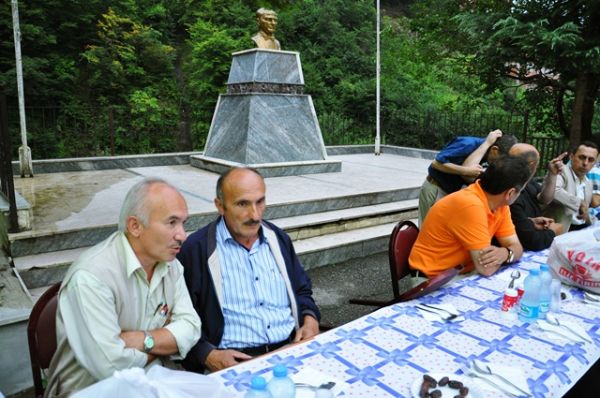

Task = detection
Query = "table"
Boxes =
[210,250,600,397]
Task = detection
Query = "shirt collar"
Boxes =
[569,162,589,184]
[217,217,267,246]
[119,232,169,280]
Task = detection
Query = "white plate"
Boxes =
[411,372,482,398]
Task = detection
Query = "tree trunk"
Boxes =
[569,72,600,146]
[568,72,587,147]
[581,74,599,142]
[173,50,193,151]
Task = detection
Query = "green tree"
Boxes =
[454,0,600,145]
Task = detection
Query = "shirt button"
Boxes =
[255,277,259,281]
[260,302,264,306]
[267,325,271,329]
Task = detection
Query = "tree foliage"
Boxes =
[452,0,600,144]
[2,0,592,159]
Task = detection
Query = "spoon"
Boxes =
[295,381,336,390]
[545,314,591,343]
[508,269,520,289]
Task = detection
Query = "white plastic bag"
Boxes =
[546,226,600,293]
[72,365,226,398]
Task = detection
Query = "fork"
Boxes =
[416,304,458,321]
[545,314,592,343]
[466,368,520,398]
[470,360,532,397]
[295,381,336,390]
[584,291,600,302]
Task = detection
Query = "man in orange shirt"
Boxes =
[409,156,531,277]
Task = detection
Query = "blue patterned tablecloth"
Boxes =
[210,251,600,397]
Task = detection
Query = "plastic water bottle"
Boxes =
[538,264,552,319]
[267,365,296,398]
[245,376,273,398]
[550,279,562,313]
[518,269,541,322]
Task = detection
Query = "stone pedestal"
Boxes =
[191,49,341,177]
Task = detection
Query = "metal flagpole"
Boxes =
[374,0,381,155]
[11,0,33,177]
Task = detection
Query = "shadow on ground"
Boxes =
[307,252,392,328]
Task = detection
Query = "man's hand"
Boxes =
[547,152,568,175]
[578,200,590,222]
[205,349,252,372]
[462,164,485,179]
[119,331,144,351]
[530,217,554,230]
[293,315,320,343]
[478,246,508,269]
[485,129,503,145]
[548,222,564,235]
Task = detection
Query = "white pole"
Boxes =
[374,0,381,155]
[11,0,33,177]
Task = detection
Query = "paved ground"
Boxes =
[308,252,391,328]
[11,152,430,234]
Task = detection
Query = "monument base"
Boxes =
[191,154,341,178]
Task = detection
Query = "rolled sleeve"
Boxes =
[60,271,147,380]
[164,264,201,359]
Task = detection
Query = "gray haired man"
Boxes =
[45,178,200,397]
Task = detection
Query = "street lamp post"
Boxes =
[11,0,33,177]
[374,0,381,155]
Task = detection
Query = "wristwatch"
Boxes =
[505,248,515,264]
[143,331,154,353]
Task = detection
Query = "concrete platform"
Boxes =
[9,150,431,256]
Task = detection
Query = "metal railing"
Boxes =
[0,89,18,232]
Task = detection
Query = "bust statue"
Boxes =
[252,8,281,50]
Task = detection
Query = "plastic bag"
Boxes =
[72,365,226,398]
[546,226,600,293]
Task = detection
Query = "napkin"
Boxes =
[416,303,463,322]
[291,366,347,397]
[467,360,531,397]
[540,314,591,343]
[537,320,587,343]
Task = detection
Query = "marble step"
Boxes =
[9,186,419,258]
[16,202,415,290]
[27,220,406,306]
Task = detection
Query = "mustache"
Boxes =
[243,219,261,226]
[170,240,183,248]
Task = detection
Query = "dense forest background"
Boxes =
[1,0,599,159]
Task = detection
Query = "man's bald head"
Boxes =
[509,143,540,175]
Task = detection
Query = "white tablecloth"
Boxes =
[210,250,600,397]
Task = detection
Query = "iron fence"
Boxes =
[0,90,18,232]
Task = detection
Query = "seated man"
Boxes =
[587,161,600,218]
[544,141,599,231]
[45,178,201,397]
[178,167,320,373]
[418,130,517,225]
[509,145,566,250]
[409,156,530,278]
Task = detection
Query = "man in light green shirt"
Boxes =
[45,178,201,397]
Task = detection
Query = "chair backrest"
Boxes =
[388,220,419,299]
[27,282,60,398]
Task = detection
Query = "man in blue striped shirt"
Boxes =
[178,167,320,372]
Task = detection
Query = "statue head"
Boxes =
[256,8,278,36]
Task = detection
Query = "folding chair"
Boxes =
[349,220,420,307]
[27,282,60,398]
[349,220,459,307]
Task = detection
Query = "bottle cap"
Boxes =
[273,364,288,377]
[250,376,268,390]
[529,269,539,276]
[501,288,519,312]
[540,264,549,272]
